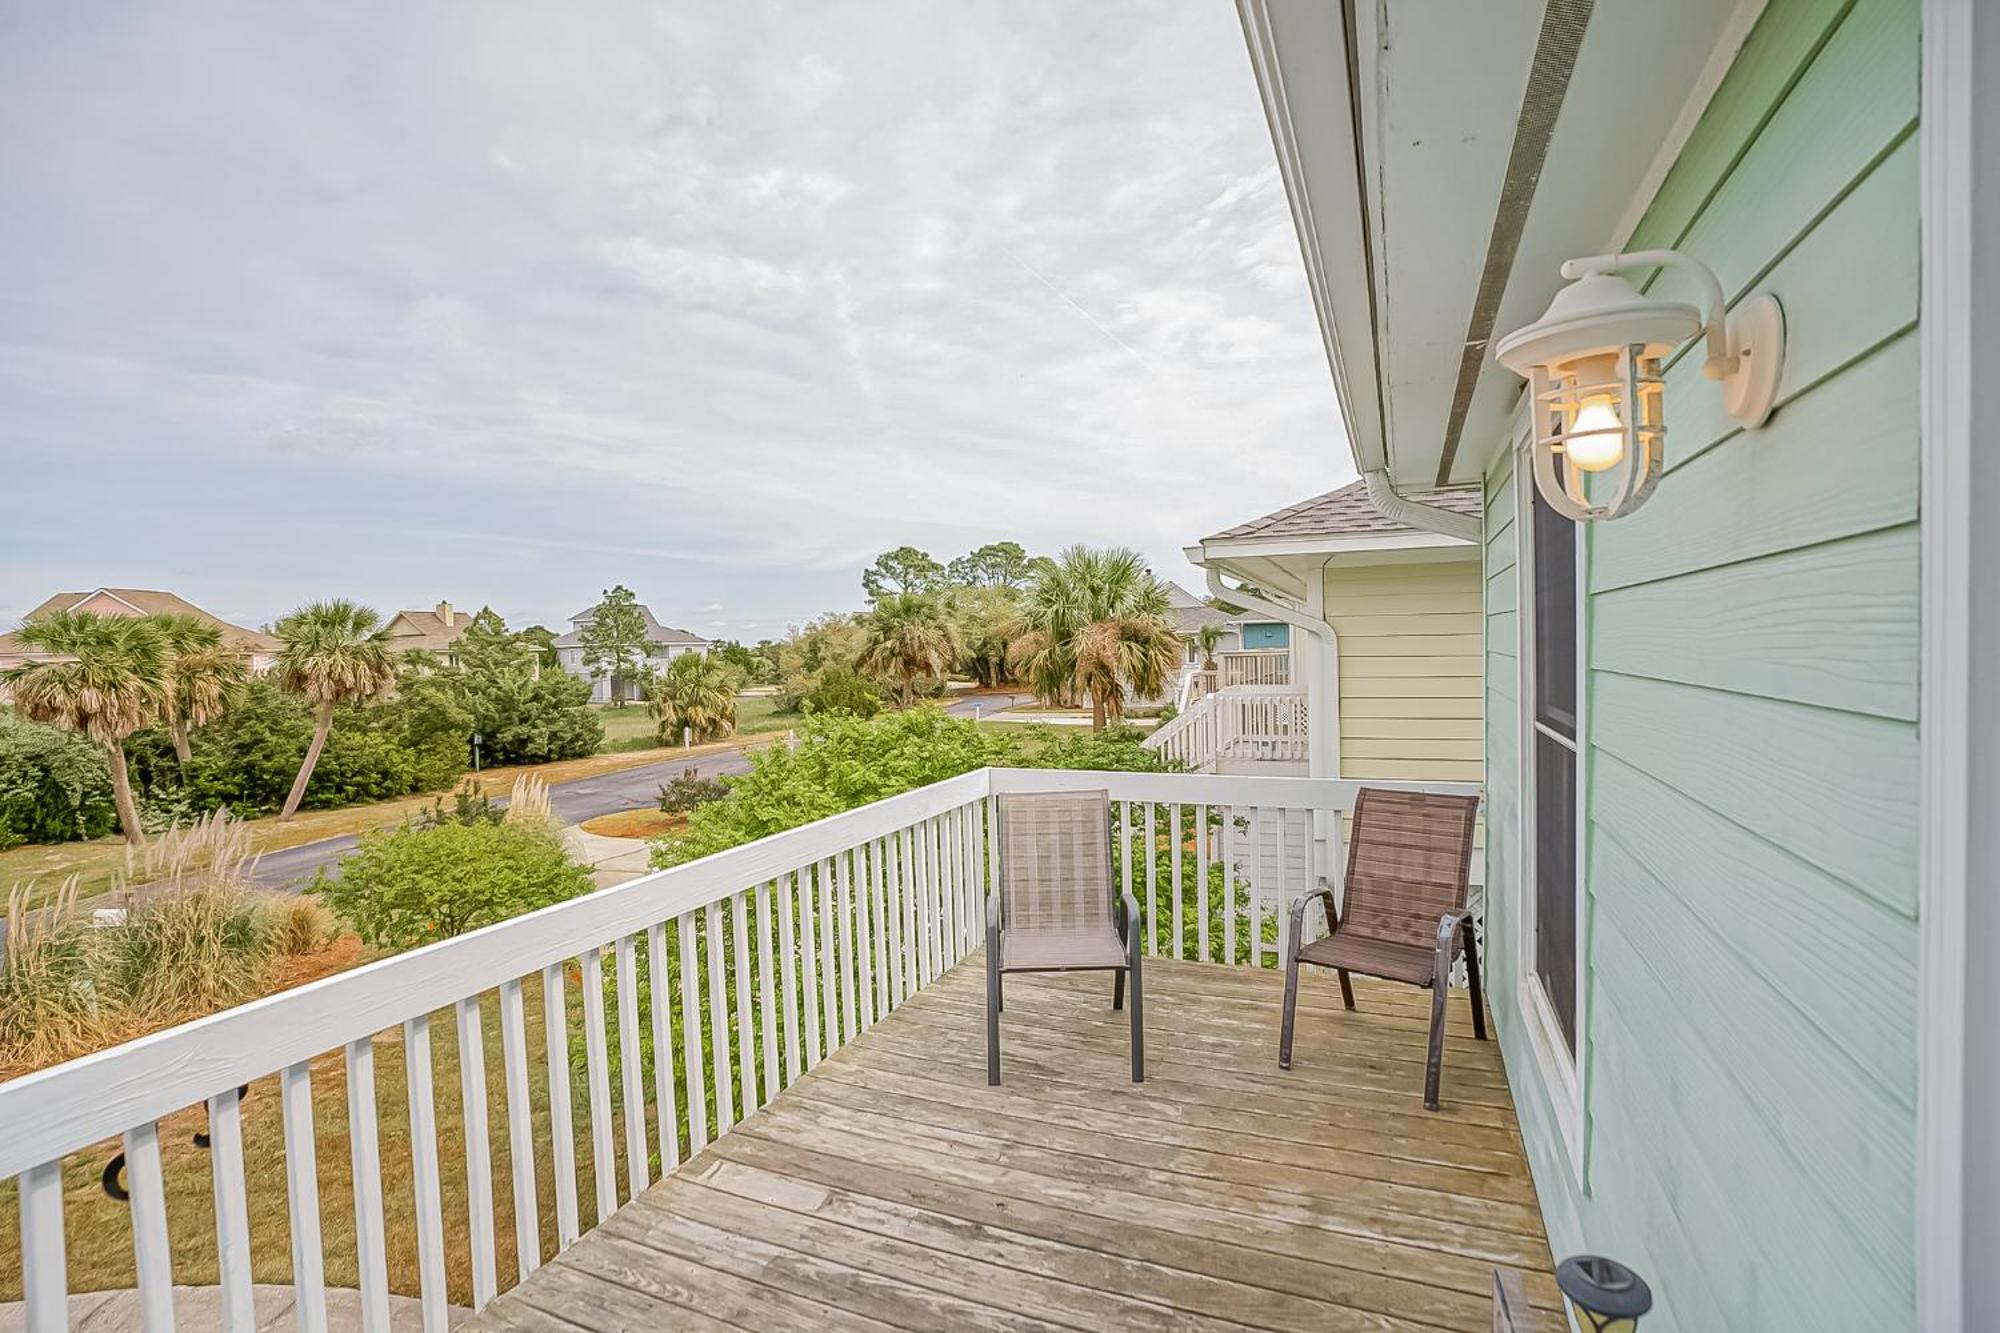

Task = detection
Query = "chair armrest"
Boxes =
[1120,888,1142,952]
[1286,895,1310,964]
[1432,912,1469,988]
[986,892,1003,932]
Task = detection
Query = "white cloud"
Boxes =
[0,0,1348,632]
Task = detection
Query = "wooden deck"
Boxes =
[470,957,1559,1332]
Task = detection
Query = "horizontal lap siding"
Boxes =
[1323,559,1484,784]
[1482,0,1921,1328]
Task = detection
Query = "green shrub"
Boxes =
[127,676,470,817]
[658,767,729,814]
[786,663,883,718]
[447,625,603,765]
[313,820,593,949]
[0,712,117,848]
[1021,722,1173,772]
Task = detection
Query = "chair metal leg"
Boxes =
[1423,982,1448,1111]
[1128,961,1144,1082]
[1336,969,1356,1011]
[986,925,1002,1086]
[1279,952,1300,1070]
[1464,920,1488,1041]
[1112,968,1124,1011]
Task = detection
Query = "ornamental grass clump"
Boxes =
[0,820,337,1073]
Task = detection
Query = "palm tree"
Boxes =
[1194,622,1225,671]
[858,592,965,708]
[1010,546,1183,730]
[647,653,739,743]
[273,600,396,821]
[150,614,247,764]
[3,612,168,844]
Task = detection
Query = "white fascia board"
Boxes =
[1195,529,1471,562]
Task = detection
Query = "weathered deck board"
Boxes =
[469,958,1556,1332]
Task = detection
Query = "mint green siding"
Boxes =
[1480,0,1920,1327]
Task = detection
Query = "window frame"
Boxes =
[1511,421,1589,1181]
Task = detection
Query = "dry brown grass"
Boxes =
[578,809,685,839]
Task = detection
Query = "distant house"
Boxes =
[0,587,279,676]
[384,600,479,666]
[1163,583,1290,663]
[554,603,710,703]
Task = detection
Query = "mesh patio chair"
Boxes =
[986,789,1143,1085]
[1279,787,1485,1110]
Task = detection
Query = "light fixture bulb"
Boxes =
[1564,395,1625,472]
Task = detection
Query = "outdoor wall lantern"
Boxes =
[1555,1254,1654,1331]
[1495,249,1783,522]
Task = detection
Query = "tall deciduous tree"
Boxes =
[150,613,247,764]
[946,540,1033,590]
[579,585,657,705]
[2,611,168,844]
[273,600,397,820]
[858,591,965,708]
[1009,546,1182,730]
[860,546,946,601]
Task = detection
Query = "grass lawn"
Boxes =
[0,738,766,914]
[591,695,795,754]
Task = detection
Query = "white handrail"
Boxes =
[1,766,1478,1327]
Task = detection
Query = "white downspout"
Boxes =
[1200,566,1340,782]
[1363,468,1482,543]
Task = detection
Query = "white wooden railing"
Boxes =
[1184,650,1292,704]
[1146,684,1308,771]
[0,767,1474,1331]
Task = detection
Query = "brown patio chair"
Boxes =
[986,789,1143,1085]
[1278,787,1485,1110]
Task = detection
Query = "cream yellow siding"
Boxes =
[1324,557,1484,781]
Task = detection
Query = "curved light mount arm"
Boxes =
[1560,249,1737,379]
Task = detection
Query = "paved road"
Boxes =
[250,691,1034,890]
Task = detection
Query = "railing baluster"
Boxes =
[777,873,802,1084]
[454,997,498,1309]
[891,829,911,1004]
[1197,804,1213,963]
[928,818,945,978]
[1222,805,1238,965]
[17,1161,66,1333]
[497,979,542,1280]
[280,1060,328,1333]
[938,813,959,966]
[835,849,858,1044]
[540,963,580,1249]
[755,881,781,1092]
[645,922,681,1173]
[703,901,734,1132]
[1120,800,1135,917]
[797,864,823,1066]
[207,1088,255,1332]
[964,802,981,955]
[1144,802,1158,955]
[857,843,879,1029]
[580,946,617,1220]
[1276,810,1293,965]
[345,1038,393,1331]
[985,795,1000,945]
[1170,802,1185,960]
[730,890,760,1111]
[817,857,840,1050]
[123,1121,173,1333]
[676,914,709,1153]
[614,936,649,1196]
[1248,807,1265,967]
[404,1017,448,1333]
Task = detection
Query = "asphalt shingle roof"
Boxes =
[1204,479,1482,544]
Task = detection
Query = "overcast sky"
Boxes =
[0,2,1349,641]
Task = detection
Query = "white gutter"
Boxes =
[1362,469,1483,544]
